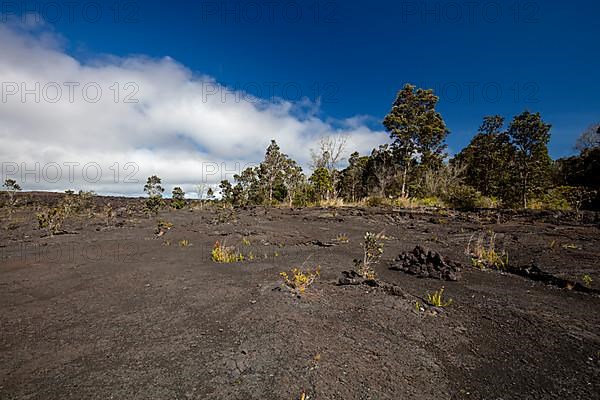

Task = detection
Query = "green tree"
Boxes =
[143,175,165,215]
[339,152,369,202]
[309,167,333,201]
[507,111,552,208]
[310,135,348,198]
[452,115,514,198]
[282,158,305,207]
[171,187,186,209]
[3,178,22,208]
[260,140,287,204]
[383,84,449,197]
[219,180,233,203]
[365,145,398,197]
[234,166,263,205]
[144,175,164,197]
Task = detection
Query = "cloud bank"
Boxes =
[0,17,387,196]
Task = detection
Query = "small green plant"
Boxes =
[179,239,191,247]
[335,233,349,243]
[466,232,508,270]
[280,266,321,295]
[562,243,579,250]
[353,232,384,280]
[241,237,251,246]
[582,274,593,288]
[415,301,424,313]
[426,287,453,307]
[211,241,243,263]
[155,219,173,234]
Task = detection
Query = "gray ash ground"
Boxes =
[1,195,599,399]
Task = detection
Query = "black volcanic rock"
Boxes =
[390,246,462,281]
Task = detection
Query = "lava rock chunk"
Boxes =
[337,270,380,287]
[390,245,462,281]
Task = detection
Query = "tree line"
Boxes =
[208,84,599,211]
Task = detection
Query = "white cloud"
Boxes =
[0,17,387,196]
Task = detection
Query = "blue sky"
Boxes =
[1,1,599,195]
[36,0,600,158]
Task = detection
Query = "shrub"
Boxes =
[171,187,186,209]
[532,186,596,212]
[530,187,571,210]
[353,232,384,280]
[582,274,593,288]
[444,184,482,210]
[103,203,116,226]
[211,241,243,263]
[366,196,385,207]
[419,196,444,207]
[466,232,508,270]
[155,219,173,234]
[144,195,164,216]
[280,266,321,295]
[37,207,67,235]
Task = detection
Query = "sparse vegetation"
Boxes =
[582,274,593,288]
[426,287,453,307]
[103,203,116,226]
[280,266,321,295]
[179,239,191,247]
[562,243,579,250]
[155,219,173,234]
[37,206,67,236]
[353,232,384,280]
[466,232,508,270]
[335,233,349,243]
[211,241,243,263]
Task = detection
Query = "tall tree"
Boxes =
[282,159,305,207]
[309,167,333,202]
[339,152,369,202]
[507,111,552,208]
[310,135,348,198]
[452,115,514,198]
[171,187,186,209]
[383,84,449,197]
[144,175,164,197]
[365,145,398,197]
[143,175,165,215]
[219,180,233,203]
[260,140,287,204]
